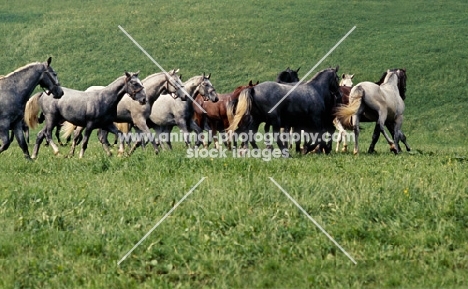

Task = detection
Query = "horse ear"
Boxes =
[46,57,52,67]
[256,80,259,85]
[335,65,339,72]
[296,67,300,73]
[179,74,183,81]
[125,71,131,78]
[207,73,211,79]
[134,70,140,77]
[249,80,253,86]
[175,69,180,74]
[341,73,345,79]
[351,74,355,79]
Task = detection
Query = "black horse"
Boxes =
[228,67,342,155]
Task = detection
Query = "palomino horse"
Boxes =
[334,73,354,152]
[81,69,185,155]
[335,69,410,154]
[0,57,63,159]
[148,74,219,150]
[228,67,342,155]
[25,72,146,158]
[193,80,258,149]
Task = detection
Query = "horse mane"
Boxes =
[0,62,42,80]
[141,71,166,82]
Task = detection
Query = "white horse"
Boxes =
[148,74,219,150]
[335,69,410,154]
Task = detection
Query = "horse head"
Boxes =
[39,57,64,98]
[197,73,218,102]
[165,69,186,100]
[124,71,147,105]
[329,66,343,105]
[339,73,354,87]
[276,67,300,83]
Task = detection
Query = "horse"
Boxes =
[231,68,300,151]
[81,69,185,155]
[148,73,219,150]
[335,69,410,154]
[334,73,355,152]
[276,67,300,83]
[0,57,63,159]
[228,67,342,155]
[339,73,354,87]
[193,80,258,149]
[25,72,147,159]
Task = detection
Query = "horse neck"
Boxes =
[306,71,330,94]
[183,76,203,98]
[143,73,167,105]
[1,63,44,104]
[100,76,127,106]
[382,73,399,89]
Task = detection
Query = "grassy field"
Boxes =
[1,0,468,288]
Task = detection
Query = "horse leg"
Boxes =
[367,123,381,154]
[0,124,12,155]
[44,119,61,156]
[189,119,203,148]
[12,121,31,160]
[393,115,410,152]
[67,126,84,157]
[103,124,124,156]
[376,112,398,154]
[352,114,361,155]
[273,125,289,157]
[264,123,273,150]
[32,128,46,159]
[77,126,93,159]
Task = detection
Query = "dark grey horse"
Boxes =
[228,67,342,155]
[0,57,63,159]
[26,72,146,158]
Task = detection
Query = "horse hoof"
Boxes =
[390,144,398,154]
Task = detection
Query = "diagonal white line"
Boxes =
[268,26,356,114]
[269,177,357,265]
[117,177,207,266]
[118,25,207,113]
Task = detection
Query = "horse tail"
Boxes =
[335,86,364,128]
[61,121,77,139]
[24,92,43,129]
[115,122,129,133]
[226,98,238,126]
[226,89,252,132]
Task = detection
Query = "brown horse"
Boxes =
[193,80,258,149]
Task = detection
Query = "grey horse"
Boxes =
[25,72,146,158]
[148,73,219,150]
[0,57,63,159]
[89,69,185,154]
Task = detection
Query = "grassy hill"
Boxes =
[1,0,467,288]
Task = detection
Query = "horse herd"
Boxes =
[0,57,410,160]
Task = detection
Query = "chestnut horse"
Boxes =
[193,80,258,149]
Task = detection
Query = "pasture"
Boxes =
[1,0,467,288]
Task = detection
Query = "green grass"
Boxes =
[1,0,468,288]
